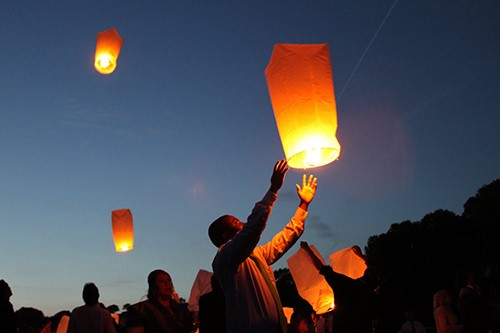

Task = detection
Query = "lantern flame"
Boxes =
[265,44,341,169]
[94,28,123,75]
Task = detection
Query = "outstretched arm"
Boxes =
[269,159,289,194]
[296,174,318,211]
[300,241,324,270]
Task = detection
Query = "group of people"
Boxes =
[8,159,482,333]
[2,159,385,333]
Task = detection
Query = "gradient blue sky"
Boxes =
[1,0,498,317]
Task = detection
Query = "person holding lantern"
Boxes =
[126,269,194,333]
[208,159,318,333]
[300,241,381,333]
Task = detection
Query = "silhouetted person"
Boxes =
[0,280,17,333]
[127,269,193,333]
[399,310,426,333]
[67,282,116,333]
[288,311,314,333]
[209,159,318,333]
[433,289,463,333]
[198,275,226,333]
[300,242,380,333]
[458,271,487,333]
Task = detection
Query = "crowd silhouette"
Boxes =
[2,177,500,333]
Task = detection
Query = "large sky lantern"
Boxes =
[265,43,341,169]
[94,28,123,74]
[111,208,134,252]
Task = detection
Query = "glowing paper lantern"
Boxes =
[288,245,334,314]
[94,28,123,74]
[56,315,69,333]
[111,209,134,252]
[328,246,367,279]
[265,44,341,169]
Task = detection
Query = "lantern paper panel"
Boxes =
[328,246,367,280]
[187,269,214,312]
[265,43,341,169]
[287,245,334,314]
[111,208,134,252]
[94,28,123,74]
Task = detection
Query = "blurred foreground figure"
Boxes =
[127,269,193,333]
[0,279,16,333]
[209,159,318,333]
[301,242,380,333]
[198,275,225,333]
[433,289,463,333]
[67,282,116,333]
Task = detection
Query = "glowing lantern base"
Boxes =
[265,43,341,169]
[94,28,123,75]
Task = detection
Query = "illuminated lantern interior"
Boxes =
[265,43,341,169]
[94,28,123,74]
[111,208,134,252]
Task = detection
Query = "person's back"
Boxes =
[67,283,116,333]
[198,276,226,333]
[69,304,117,333]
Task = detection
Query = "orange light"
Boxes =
[94,28,123,74]
[111,209,134,252]
[265,44,341,169]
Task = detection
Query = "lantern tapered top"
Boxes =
[111,208,134,252]
[265,44,341,169]
[94,28,123,75]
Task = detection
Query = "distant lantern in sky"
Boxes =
[111,209,134,252]
[265,43,341,169]
[94,28,123,74]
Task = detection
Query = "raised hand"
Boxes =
[296,174,318,207]
[269,159,289,193]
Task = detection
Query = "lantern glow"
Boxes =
[94,28,123,74]
[265,43,341,169]
[111,209,134,252]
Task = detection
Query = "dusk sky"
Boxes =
[1,0,499,317]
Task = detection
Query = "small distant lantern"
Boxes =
[94,28,123,74]
[111,209,134,252]
[265,43,341,169]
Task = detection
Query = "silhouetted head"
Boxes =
[289,312,314,333]
[208,215,244,247]
[433,289,452,310]
[147,269,174,301]
[404,310,415,322]
[0,279,12,302]
[82,283,99,305]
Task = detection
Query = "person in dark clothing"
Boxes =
[127,269,193,333]
[0,279,17,333]
[300,242,380,333]
[198,275,226,333]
